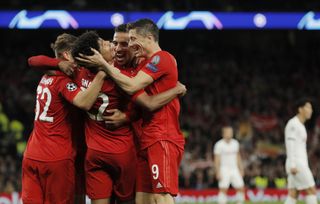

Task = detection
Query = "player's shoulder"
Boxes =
[151,51,176,64]
[231,138,240,145]
[214,139,224,147]
[286,116,299,128]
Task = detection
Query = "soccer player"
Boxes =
[22,33,107,204]
[214,125,245,204]
[77,19,185,204]
[284,99,317,204]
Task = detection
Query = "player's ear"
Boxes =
[62,51,72,61]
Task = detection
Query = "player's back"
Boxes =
[214,139,239,169]
[138,50,184,150]
[285,116,308,165]
[24,72,79,161]
[77,68,134,154]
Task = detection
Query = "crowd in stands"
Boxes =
[1,29,320,193]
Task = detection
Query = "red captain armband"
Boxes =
[28,55,61,69]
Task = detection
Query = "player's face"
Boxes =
[112,32,133,66]
[222,127,233,141]
[128,29,147,58]
[98,38,113,62]
[301,102,313,119]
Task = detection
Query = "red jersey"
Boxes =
[27,55,87,158]
[74,68,134,153]
[24,71,81,161]
[115,62,144,149]
[133,51,185,150]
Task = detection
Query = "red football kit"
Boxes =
[74,67,136,201]
[27,55,87,201]
[133,51,185,195]
[22,71,81,204]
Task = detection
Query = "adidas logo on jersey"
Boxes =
[156,182,163,188]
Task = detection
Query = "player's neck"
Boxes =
[224,138,231,143]
[146,43,161,58]
[297,114,306,124]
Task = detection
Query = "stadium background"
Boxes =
[1,1,320,203]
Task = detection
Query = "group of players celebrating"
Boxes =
[20,17,319,204]
[21,18,186,204]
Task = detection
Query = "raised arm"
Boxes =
[28,55,75,76]
[134,82,186,112]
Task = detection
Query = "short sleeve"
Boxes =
[141,52,174,80]
[57,76,81,103]
[214,142,221,155]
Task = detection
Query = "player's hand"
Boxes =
[76,48,109,69]
[102,109,128,128]
[58,61,76,76]
[290,167,298,175]
[176,81,187,97]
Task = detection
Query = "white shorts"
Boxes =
[218,168,244,189]
[287,166,315,190]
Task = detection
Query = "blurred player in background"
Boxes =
[214,125,245,204]
[284,99,317,204]
[77,19,185,204]
[22,33,106,204]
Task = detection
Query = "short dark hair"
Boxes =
[71,31,100,66]
[51,33,77,58]
[127,18,159,42]
[114,23,128,33]
[294,97,312,113]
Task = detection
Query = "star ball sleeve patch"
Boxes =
[66,82,78,91]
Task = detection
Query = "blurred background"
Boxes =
[1,0,320,203]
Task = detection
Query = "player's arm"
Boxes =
[285,124,298,174]
[237,152,244,177]
[28,55,75,76]
[214,153,221,180]
[134,82,186,112]
[76,49,154,94]
[72,71,106,110]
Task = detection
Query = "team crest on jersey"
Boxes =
[151,55,160,65]
[66,82,77,91]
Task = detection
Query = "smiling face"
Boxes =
[128,29,147,58]
[112,32,133,66]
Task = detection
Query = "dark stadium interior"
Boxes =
[1,28,320,193]
[0,0,318,11]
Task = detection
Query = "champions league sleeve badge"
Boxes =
[66,82,78,91]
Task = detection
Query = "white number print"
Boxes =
[152,164,159,180]
[81,87,109,121]
[34,86,53,122]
